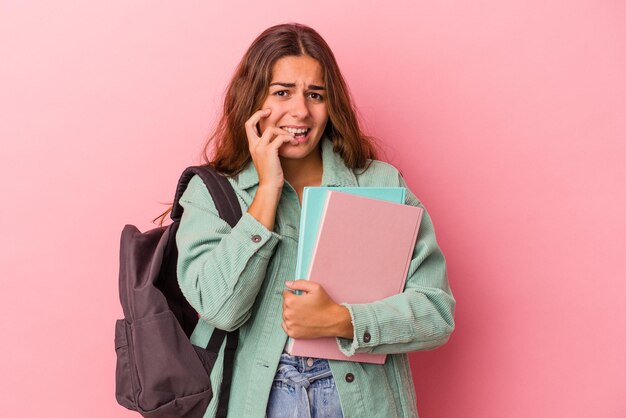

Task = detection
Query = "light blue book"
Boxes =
[294,187,406,281]
[286,186,406,355]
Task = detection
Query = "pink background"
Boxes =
[1,1,625,417]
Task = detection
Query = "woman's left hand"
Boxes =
[282,280,354,340]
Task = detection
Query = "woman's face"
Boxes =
[258,55,329,161]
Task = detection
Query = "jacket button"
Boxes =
[251,234,262,243]
[345,373,355,383]
[363,332,371,343]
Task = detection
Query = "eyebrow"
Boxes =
[269,82,326,90]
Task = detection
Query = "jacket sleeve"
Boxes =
[336,174,455,356]
[176,175,282,331]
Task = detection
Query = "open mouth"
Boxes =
[281,127,311,139]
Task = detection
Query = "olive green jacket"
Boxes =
[176,137,455,418]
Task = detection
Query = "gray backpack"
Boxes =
[115,166,241,417]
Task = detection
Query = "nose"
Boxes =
[289,93,309,119]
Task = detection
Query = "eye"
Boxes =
[273,90,289,97]
[308,92,324,101]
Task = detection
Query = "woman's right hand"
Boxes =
[244,109,297,231]
[244,108,298,191]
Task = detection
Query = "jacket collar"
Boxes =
[234,136,358,189]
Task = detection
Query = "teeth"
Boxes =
[283,127,309,135]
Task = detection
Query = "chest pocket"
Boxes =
[275,223,298,241]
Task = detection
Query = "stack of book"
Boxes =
[286,187,423,364]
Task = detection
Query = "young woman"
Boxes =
[176,23,455,418]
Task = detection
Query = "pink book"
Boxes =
[287,191,423,364]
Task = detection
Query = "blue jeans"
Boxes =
[266,354,344,418]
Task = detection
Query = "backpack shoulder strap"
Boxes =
[170,165,242,227]
[169,165,241,417]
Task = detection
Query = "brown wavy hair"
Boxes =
[155,23,378,224]
[205,22,378,174]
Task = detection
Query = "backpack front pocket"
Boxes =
[130,311,213,414]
